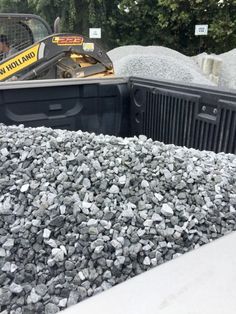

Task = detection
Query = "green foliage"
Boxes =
[0,0,235,54]
[155,0,236,54]
[0,0,31,13]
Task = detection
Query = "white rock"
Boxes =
[10,282,23,294]
[27,288,41,304]
[82,201,92,209]
[1,147,9,157]
[60,245,67,255]
[143,256,151,265]
[118,175,126,185]
[154,193,164,202]
[0,248,6,257]
[20,183,29,193]
[139,211,148,220]
[143,219,153,227]
[141,180,149,188]
[78,271,86,281]
[83,178,91,189]
[45,239,57,248]
[46,157,54,164]
[43,228,51,239]
[161,204,174,217]
[10,263,18,273]
[90,204,99,215]
[122,208,134,218]
[94,246,104,254]
[152,213,163,222]
[47,258,55,267]
[111,239,122,249]
[3,238,14,249]
[137,229,145,237]
[59,298,68,307]
[32,219,41,227]
[2,262,11,272]
[109,185,120,194]
[87,219,98,226]
[116,256,125,264]
[52,248,64,262]
[60,205,66,215]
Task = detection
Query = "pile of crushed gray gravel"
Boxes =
[108,45,214,86]
[0,124,236,314]
[193,48,236,90]
[219,48,236,90]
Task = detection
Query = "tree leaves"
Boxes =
[0,0,235,53]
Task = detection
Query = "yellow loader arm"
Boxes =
[0,34,113,81]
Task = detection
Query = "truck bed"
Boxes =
[0,77,235,154]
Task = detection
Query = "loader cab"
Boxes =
[0,13,52,60]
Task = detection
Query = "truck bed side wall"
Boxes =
[0,77,235,154]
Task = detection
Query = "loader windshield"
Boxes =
[0,14,51,60]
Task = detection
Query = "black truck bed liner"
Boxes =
[0,77,235,154]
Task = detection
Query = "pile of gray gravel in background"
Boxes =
[108,45,214,86]
[218,48,236,90]
[109,45,236,90]
[0,124,236,314]
[193,48,236,89]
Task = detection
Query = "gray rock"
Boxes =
[65,261,75,271]
[0,123,235,313]
[45,303,60,314]
[155,251,162,261]
[0,288,12,305]
[49,215,65,227]
[67,290,80,306]
[83,178,91,189]
[78,286,87,299]
[3,238,14,249]
[35,284,47,297]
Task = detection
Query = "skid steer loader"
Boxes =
[0,13,113,81]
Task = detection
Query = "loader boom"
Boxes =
[0,34,113,81]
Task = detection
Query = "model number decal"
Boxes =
[52,36,84,46]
